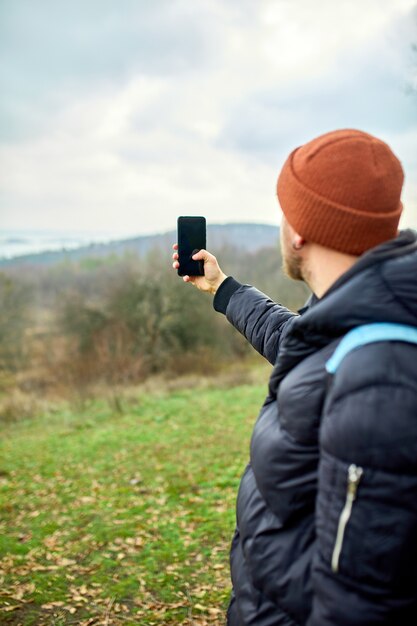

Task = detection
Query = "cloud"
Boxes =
[219,2,417,153]
[0,0,227,141]
[0,0,416,234]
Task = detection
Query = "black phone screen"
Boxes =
[177,216,206,276]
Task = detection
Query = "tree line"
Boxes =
[0,243,309,419]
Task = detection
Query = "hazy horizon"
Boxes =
[0,220,281,259]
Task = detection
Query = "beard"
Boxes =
[280,217,306,282]
[282,247,304,281]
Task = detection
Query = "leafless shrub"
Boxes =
[0,244,308,418]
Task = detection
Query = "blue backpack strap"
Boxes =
[326,323,417,374]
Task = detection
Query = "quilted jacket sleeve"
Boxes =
[213,277,297,365]
[308,341,417,625]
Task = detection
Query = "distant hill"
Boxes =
[0,223,280,267]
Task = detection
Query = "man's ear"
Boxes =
[292,233,306,250]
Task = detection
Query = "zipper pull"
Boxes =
[347,464,363,497]
[331,464,363,573]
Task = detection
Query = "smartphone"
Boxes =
[177,216,206,276]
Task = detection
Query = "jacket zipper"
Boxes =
[331,464,363,573]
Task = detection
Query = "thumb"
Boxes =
[192,248,211,261]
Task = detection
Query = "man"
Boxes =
[172,129,417,625]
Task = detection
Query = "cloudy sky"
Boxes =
[1,0,416,238]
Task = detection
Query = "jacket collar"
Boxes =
[268,230,417,396]
[321,229,417,301]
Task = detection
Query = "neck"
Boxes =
[303,243,359,298]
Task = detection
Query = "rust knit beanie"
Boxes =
[276,129,404,255]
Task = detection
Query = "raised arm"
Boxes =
[172,245,297,364]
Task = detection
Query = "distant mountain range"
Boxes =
[0,223,280,267]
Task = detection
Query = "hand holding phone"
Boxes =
[172,216,228,294]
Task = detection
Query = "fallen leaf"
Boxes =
[2,605,22,612]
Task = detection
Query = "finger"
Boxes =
[191,248,212,262]
[172,243,178,250]
[183,275,190,282]
[172,261,179,269]
[172,253,179,260]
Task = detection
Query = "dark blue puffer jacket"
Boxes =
[213,230,417,626]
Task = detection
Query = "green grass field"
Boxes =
[0,375,269,625]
